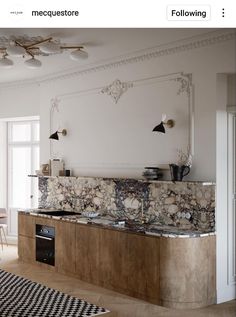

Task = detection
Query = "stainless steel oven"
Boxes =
[35,224,55,266]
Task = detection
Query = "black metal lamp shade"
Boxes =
[152,122,165,133]
[49,131,59,140]
[49,129,67,140]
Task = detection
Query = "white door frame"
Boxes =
[227,112,236,288]
[216,74,236,303]
[7,119,39,237]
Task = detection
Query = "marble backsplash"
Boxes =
[38,177,215,231]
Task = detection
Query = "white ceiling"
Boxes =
[0,28,219,85]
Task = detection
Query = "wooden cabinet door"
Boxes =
[125,233,160,303]
[75,224,160,304]
[18,235,35,263]
[101,229,160,302]
[56,221,76,275]
[75,225,101,285]
[18,213,35,238]
[99,228,128,292]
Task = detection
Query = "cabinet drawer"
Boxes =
[18,214,36,238]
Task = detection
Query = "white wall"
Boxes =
[47,74,191,179]
[0,84,40,209]
[38,34,235,181]
[227,74,236,106]
[0,84,40,119]
[0,31,235,182]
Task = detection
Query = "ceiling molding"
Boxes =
[0,29,235,90]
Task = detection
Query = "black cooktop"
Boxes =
[37,210,80,216]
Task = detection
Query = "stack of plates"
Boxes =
[142,167,163,180]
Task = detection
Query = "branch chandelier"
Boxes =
[0,37,88,69]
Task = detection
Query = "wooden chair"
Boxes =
[0,209,8,250]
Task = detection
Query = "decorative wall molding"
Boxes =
[0,30,235,89]
[50,72,194,157]
[53,72,192,100]
[50,97,61,157]
[174,74,192,96]
[50,97,60,112]
[39,30,236,85]
[101,79,133,104]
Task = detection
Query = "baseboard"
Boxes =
[217,286,236,303]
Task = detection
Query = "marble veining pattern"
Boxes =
[18,210,216,238]
[38,177,215,231]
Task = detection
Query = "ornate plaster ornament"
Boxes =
[174,74,192,96]
[50,97,61,112]
[101,79,133,103]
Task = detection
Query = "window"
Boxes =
[8,120,40,236]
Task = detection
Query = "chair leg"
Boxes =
[1,227,8,247]
[0,228,3,251]
[3,229,8,247]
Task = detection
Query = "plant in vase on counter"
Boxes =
[169,147,192,181]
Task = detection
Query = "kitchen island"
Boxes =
[18,210,216,309]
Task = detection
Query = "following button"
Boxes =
[167,5,210,21]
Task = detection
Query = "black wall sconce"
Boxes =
[49,129,67,140]
[152,114,175,134]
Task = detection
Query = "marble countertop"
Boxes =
[18,209,216,238]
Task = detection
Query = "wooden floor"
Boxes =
[0,245,235,317]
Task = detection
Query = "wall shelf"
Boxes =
[28,174,215,185]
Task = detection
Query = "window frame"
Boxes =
[7,119,40,236]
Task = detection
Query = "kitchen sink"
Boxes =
[37,210,80,216]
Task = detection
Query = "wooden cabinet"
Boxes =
[75,225,101,285]
[56,221,76,275]
[18,213,36,262]
[18,213,216,308]
[18,213,76,275]
[124,232,160,302]
[18,235,35,263]
[100,228,128,291]
[18,214,160,304]
[159,236,216,308]
[75,224,160,304]
[18,213,36,238]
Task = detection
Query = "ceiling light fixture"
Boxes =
[0,55,14,68]
[70,49,89,61]
[6,45,26,57]
[0,36,89,69]
[24,57,42,69]
[39,41,62,54]
[152,114,175,134]
[49,129,67,141]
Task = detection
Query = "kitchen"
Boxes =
[0,28,235,316]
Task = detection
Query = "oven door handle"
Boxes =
[35,235,54,241]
